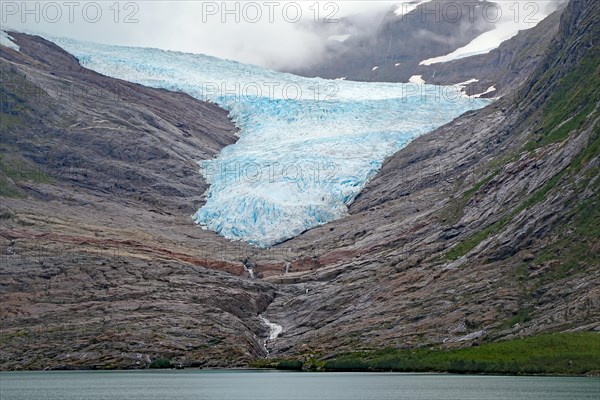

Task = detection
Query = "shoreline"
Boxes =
[1,367,598,378]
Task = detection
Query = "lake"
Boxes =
[1,370,598,400]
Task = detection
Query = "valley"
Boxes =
[0,0,598,373]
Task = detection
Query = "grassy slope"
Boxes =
[1,62,54,197]
[262,333,600,375]
[445,33,600,262]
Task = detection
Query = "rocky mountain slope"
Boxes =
[0,34,282,369]
[286,0,497,82]
[263,0,599,358]
[1,0,598,370]
[415,6,564,97]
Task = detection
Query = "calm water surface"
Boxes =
[1,370,598,400]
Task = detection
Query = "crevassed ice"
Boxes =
[50,37,489,248]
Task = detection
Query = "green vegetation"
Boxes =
[447,122,599,261]
[446,109,599,261]
[461,171,498,201]
[571,124,600,173]
[446,216,507,260]
[0,62,41,132]
[445,41,600,260]
[444,170,501,226]
[0,209,14,219]
[276,359,304,370]
[446,165,577,261]
[529,167,600,283]
[1,63,56,197]
[0,155,52,183]
[149,358,172,369]
[0,177,25,198]
[0,153,52,198]
[523,41,600,151]
[263,333,600,375]
[507,308,532,328]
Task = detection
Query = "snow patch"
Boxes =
[473,86,496,98]
[456,78,479,87]
[454,78,479,95]
[372,66,379,71]
[0,30,19,51]
[409,75,425,84]
[419,2,565,65]
[419,26,517,65]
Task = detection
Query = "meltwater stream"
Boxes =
[259,316,283,356]
[50,37,489,247]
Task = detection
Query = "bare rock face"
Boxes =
[284,0,567,97]
[1,0,599,369]
[1,32,237,213]
[261,0,600,358]
[1,33,281,369]
[415,7,565,97]
[1,255,277,370]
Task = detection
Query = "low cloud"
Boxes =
[2,1,569,70]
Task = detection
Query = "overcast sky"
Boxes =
[2,1,567,69]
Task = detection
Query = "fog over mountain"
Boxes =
[3,1,567,70]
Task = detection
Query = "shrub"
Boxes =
[149,358,172,369]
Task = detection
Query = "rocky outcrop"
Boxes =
[286,0,566,93]
[415,6,565,97]
[0,254,277,370]
[1,32,237,212]
[285,0,496,82]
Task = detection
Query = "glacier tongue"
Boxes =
[50,37,489,248]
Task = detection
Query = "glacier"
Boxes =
[50,37,489,248]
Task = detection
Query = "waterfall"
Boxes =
[259,315,283,357]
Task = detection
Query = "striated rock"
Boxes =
[416,7,565,97]
[0,33,282,369]
[261,0,600,358]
